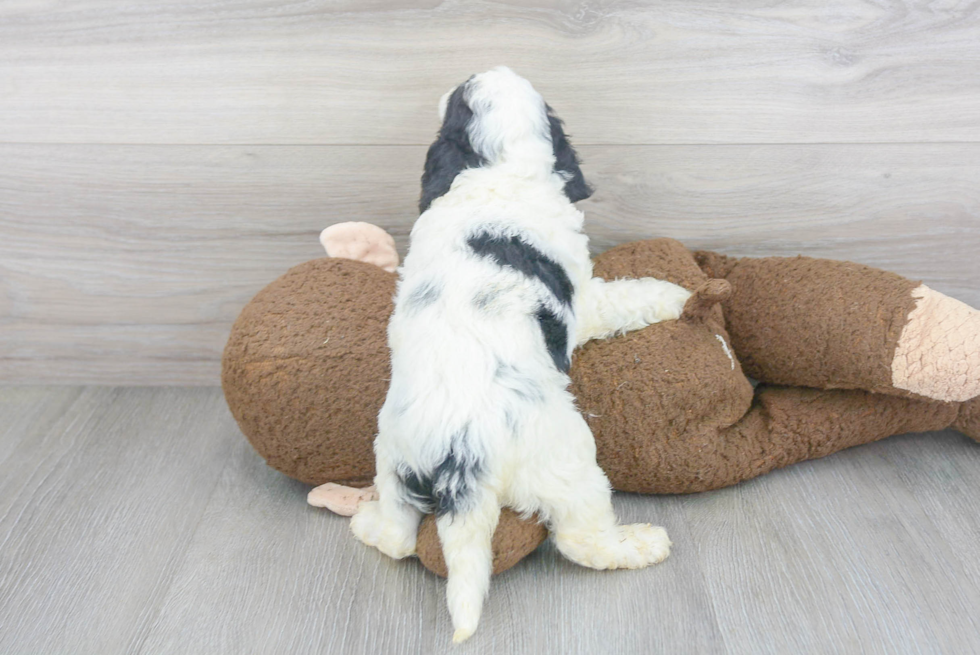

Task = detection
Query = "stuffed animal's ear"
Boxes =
[320,222,399,272]
[419,82,485,213]
[546,106,593,203]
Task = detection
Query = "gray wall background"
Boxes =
[1,1,978,384]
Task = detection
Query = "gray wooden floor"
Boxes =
[1,386,979,654]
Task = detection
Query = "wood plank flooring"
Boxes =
[1,386,979,654]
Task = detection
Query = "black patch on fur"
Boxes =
[535,306,571,372]
[405,280,441,312]
[419,81,486,213]
[468,231,573,372]
[397,428,482,517]
[546,105,593,203]
[467,232,574,309]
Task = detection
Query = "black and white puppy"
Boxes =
[351,67,691,643]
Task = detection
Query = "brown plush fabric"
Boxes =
[695,253,921,397]
[714,386,957,491]
[572,308,753,493]
[596,238,712,290]
[416,510,548,578]
[222,258,396,487]
[681,279,733,323]
[576,240,753,493]
[222,239,976,577]
[953,396,980,442]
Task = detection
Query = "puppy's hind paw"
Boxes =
[626,523,672,567]
[350,501,417,559]
[557,523,671,570]
[350,500,382,545]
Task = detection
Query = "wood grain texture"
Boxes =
[2,143,978,385]
[0,386,82,468]
[2,387,979,654]
[1,1,979,144]
[140,437,727,654]
[684,434,980,654]
[0,387,240,654]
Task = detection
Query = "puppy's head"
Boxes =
[419,66,593,213]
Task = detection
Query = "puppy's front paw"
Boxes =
[350,501,418,559]
[663,287,694,321]
[641,283,692,324]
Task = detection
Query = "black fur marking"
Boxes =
[546,105,593,203]
[419,81,486,213]
[397,428,482,517]
[467,232,574,309]
[535,305,571,372]
[405,280,441,312]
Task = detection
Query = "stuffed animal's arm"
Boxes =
[574,277,692,346]
[308,483,379,516]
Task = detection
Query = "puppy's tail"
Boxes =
[435,490,500,644]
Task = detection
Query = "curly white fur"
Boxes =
[350,67,688,644]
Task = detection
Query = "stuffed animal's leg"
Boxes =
[695,252,980,403]
[436,489,500,644]
[952,396,980,443]
[350,458,422,559]
[575,276,692,345]
[640,385,961,495]
[891,285,980,402]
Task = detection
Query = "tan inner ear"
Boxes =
[319,222,399,272]
[892,284,980,402]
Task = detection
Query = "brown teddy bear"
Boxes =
[222,222,980,577]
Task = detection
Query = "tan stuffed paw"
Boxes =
[307,483,378,516]
[320,222,399,272]
[891,285,980,402]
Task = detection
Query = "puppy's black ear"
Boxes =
[419,82,485,213]
[546,105,593,203]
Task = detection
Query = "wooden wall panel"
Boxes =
[1,0,977,383]
[0,1,978,144]
[2,143,977,384]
